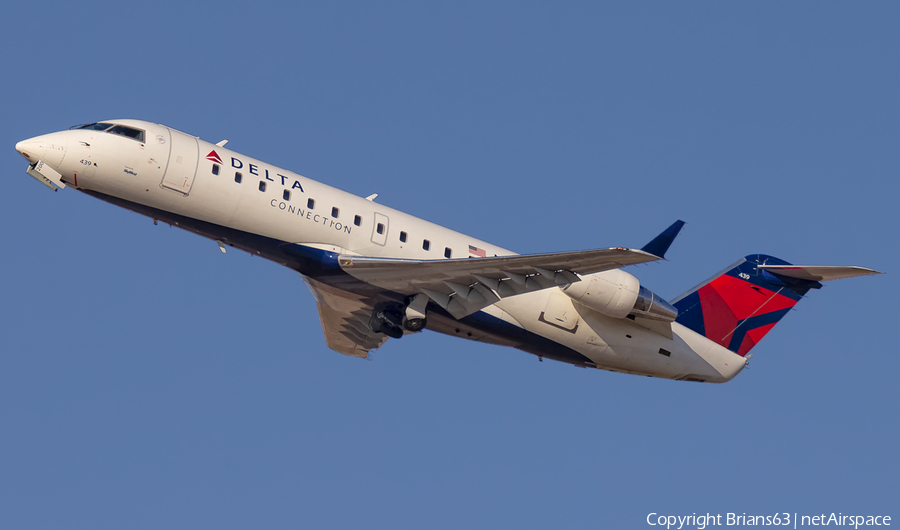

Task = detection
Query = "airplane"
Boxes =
[15,119,881,383]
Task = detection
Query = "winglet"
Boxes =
[641,220,685,258]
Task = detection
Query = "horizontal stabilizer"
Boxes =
[758,264,882,282]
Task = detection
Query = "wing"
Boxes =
[302,276,387,358]
[337,247,659,319]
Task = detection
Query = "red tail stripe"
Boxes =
[737,323,777,356]
[708,274,797,320]
[698,284,740,348]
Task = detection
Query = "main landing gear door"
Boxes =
[160,130,199,195]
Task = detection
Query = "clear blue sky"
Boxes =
[2,2,897,528]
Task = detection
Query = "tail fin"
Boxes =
[672,254,880,356]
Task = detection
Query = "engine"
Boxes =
[561,270,678,322]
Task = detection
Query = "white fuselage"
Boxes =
[16,120,746,382]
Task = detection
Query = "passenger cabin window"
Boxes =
[307,198,315,209]
[423,239,431,251]
[259,181,266,192]
[331,207,339,218]
[234,172,242,183]
[354,215,361,227]
[399,231,407,243]
[212,164,220,176]
[283,190,291,201]
[444,247,452,258]
[376,223,385,235]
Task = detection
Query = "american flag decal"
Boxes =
[468,245,486,257]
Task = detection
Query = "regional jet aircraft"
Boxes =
[15,120,881,382]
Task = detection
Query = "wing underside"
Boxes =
[302,247,659,357]
[337,247,659,319]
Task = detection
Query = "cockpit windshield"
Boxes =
[74,122,115,131]
[71,122,145,143]
[107,125,145,142]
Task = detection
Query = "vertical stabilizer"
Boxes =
[672,255,819,356]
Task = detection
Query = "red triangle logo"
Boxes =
[206,150,223,164]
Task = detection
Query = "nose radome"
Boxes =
[15,138,44,163]
[15,132,68,168]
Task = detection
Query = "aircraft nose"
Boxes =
[15,132,68,168]
[15,138,44,163]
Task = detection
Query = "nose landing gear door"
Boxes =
[161,130,199,195]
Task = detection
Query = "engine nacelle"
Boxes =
[562,270,678,322]
[562,269,640,319]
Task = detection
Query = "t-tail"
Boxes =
[672,254,881,357]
